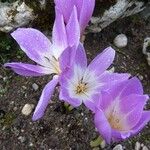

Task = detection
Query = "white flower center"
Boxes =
[44,55,61,74]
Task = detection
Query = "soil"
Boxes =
[0,14,150,150]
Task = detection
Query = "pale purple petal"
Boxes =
[88,47,115,75]
[59,43,87,72]
[111,130,130,141]
[120,77,144,98]
[79,0,95,33]
[11,28,51,65]
[59,71,82,107]
[99,71,130,91]
[59,88,82,107]
[107,77,144,100]
[66,6,80,48]
[54,0,95,34]
[74,43,87,68]
[120,94,148,114]
[99,91,113,112]
[83,93,101,112]
[32,76,59,121]
[131,111,150,134]
[94,109,112,144]
[52,8,67,58]
[4,62,51,76]
[54,0,75,23]
[122,94,148,129]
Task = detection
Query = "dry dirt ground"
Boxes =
[0,14,150,150]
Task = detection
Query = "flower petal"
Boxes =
[59,43,87,72]
[120,94,148,114]
[59,87,82,107]
[122,94,148,129]
[107,77,144,100]
[32,76,59,121]
[4,62,51,76]
[11,28,51,65]
[79,0,95,33]
[52,8,68,58]
[66,6,80,48]
[94,109,112,144]
[88,47,115,75]
[59,70,82,107]
[99,71,130,91]
[54,0,75,23]
[131,111,150,134]
[83,93,101,112]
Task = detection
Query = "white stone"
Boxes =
[21,104,34,116]
[0,1,35,32]
[114,34,128,48]
[142,37,150,66]
[113,144,123,150]
[32,83,39,91]
[135,142,141,150]
[142,146,149,150]
[18,136,26,143]
[100,140,106,149]
[89,0,145,33]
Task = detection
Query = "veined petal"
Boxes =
[107,77,144,100]
[59,87,82,107]
[94,109,112,144]
[66,6,80,48]
[122,94,148,129]
[131,111,150,134]
[99,71,130,91]
[52,8,68,59]
[32,76,59,121]
[54,0,75,23]
[120,94,148,114]
[4,62,51,76]
[83,93,101,112]
[79,0,95,33]
[59,43,87,73]
[11,28,51,65]
[59,67,82,107]
[88,47,115,75]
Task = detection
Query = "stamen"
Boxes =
[107,113,124,131]
[76,80,88,94]
[44,56,61,74]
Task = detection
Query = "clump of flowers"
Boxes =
[4,0,150,145]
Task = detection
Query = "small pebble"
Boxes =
[18,136,26,143]
[135,142,141,150]
[21,104,34,116]
[32,83,39,91]
[113,144,123,150]
[100,140,106,149]
[142,146,149,150]
[114,34,128,48]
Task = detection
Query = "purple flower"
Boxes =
[54,0,95,34]
[94,77,150,143]
[59,45,130,112]
[4,7,80,121]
